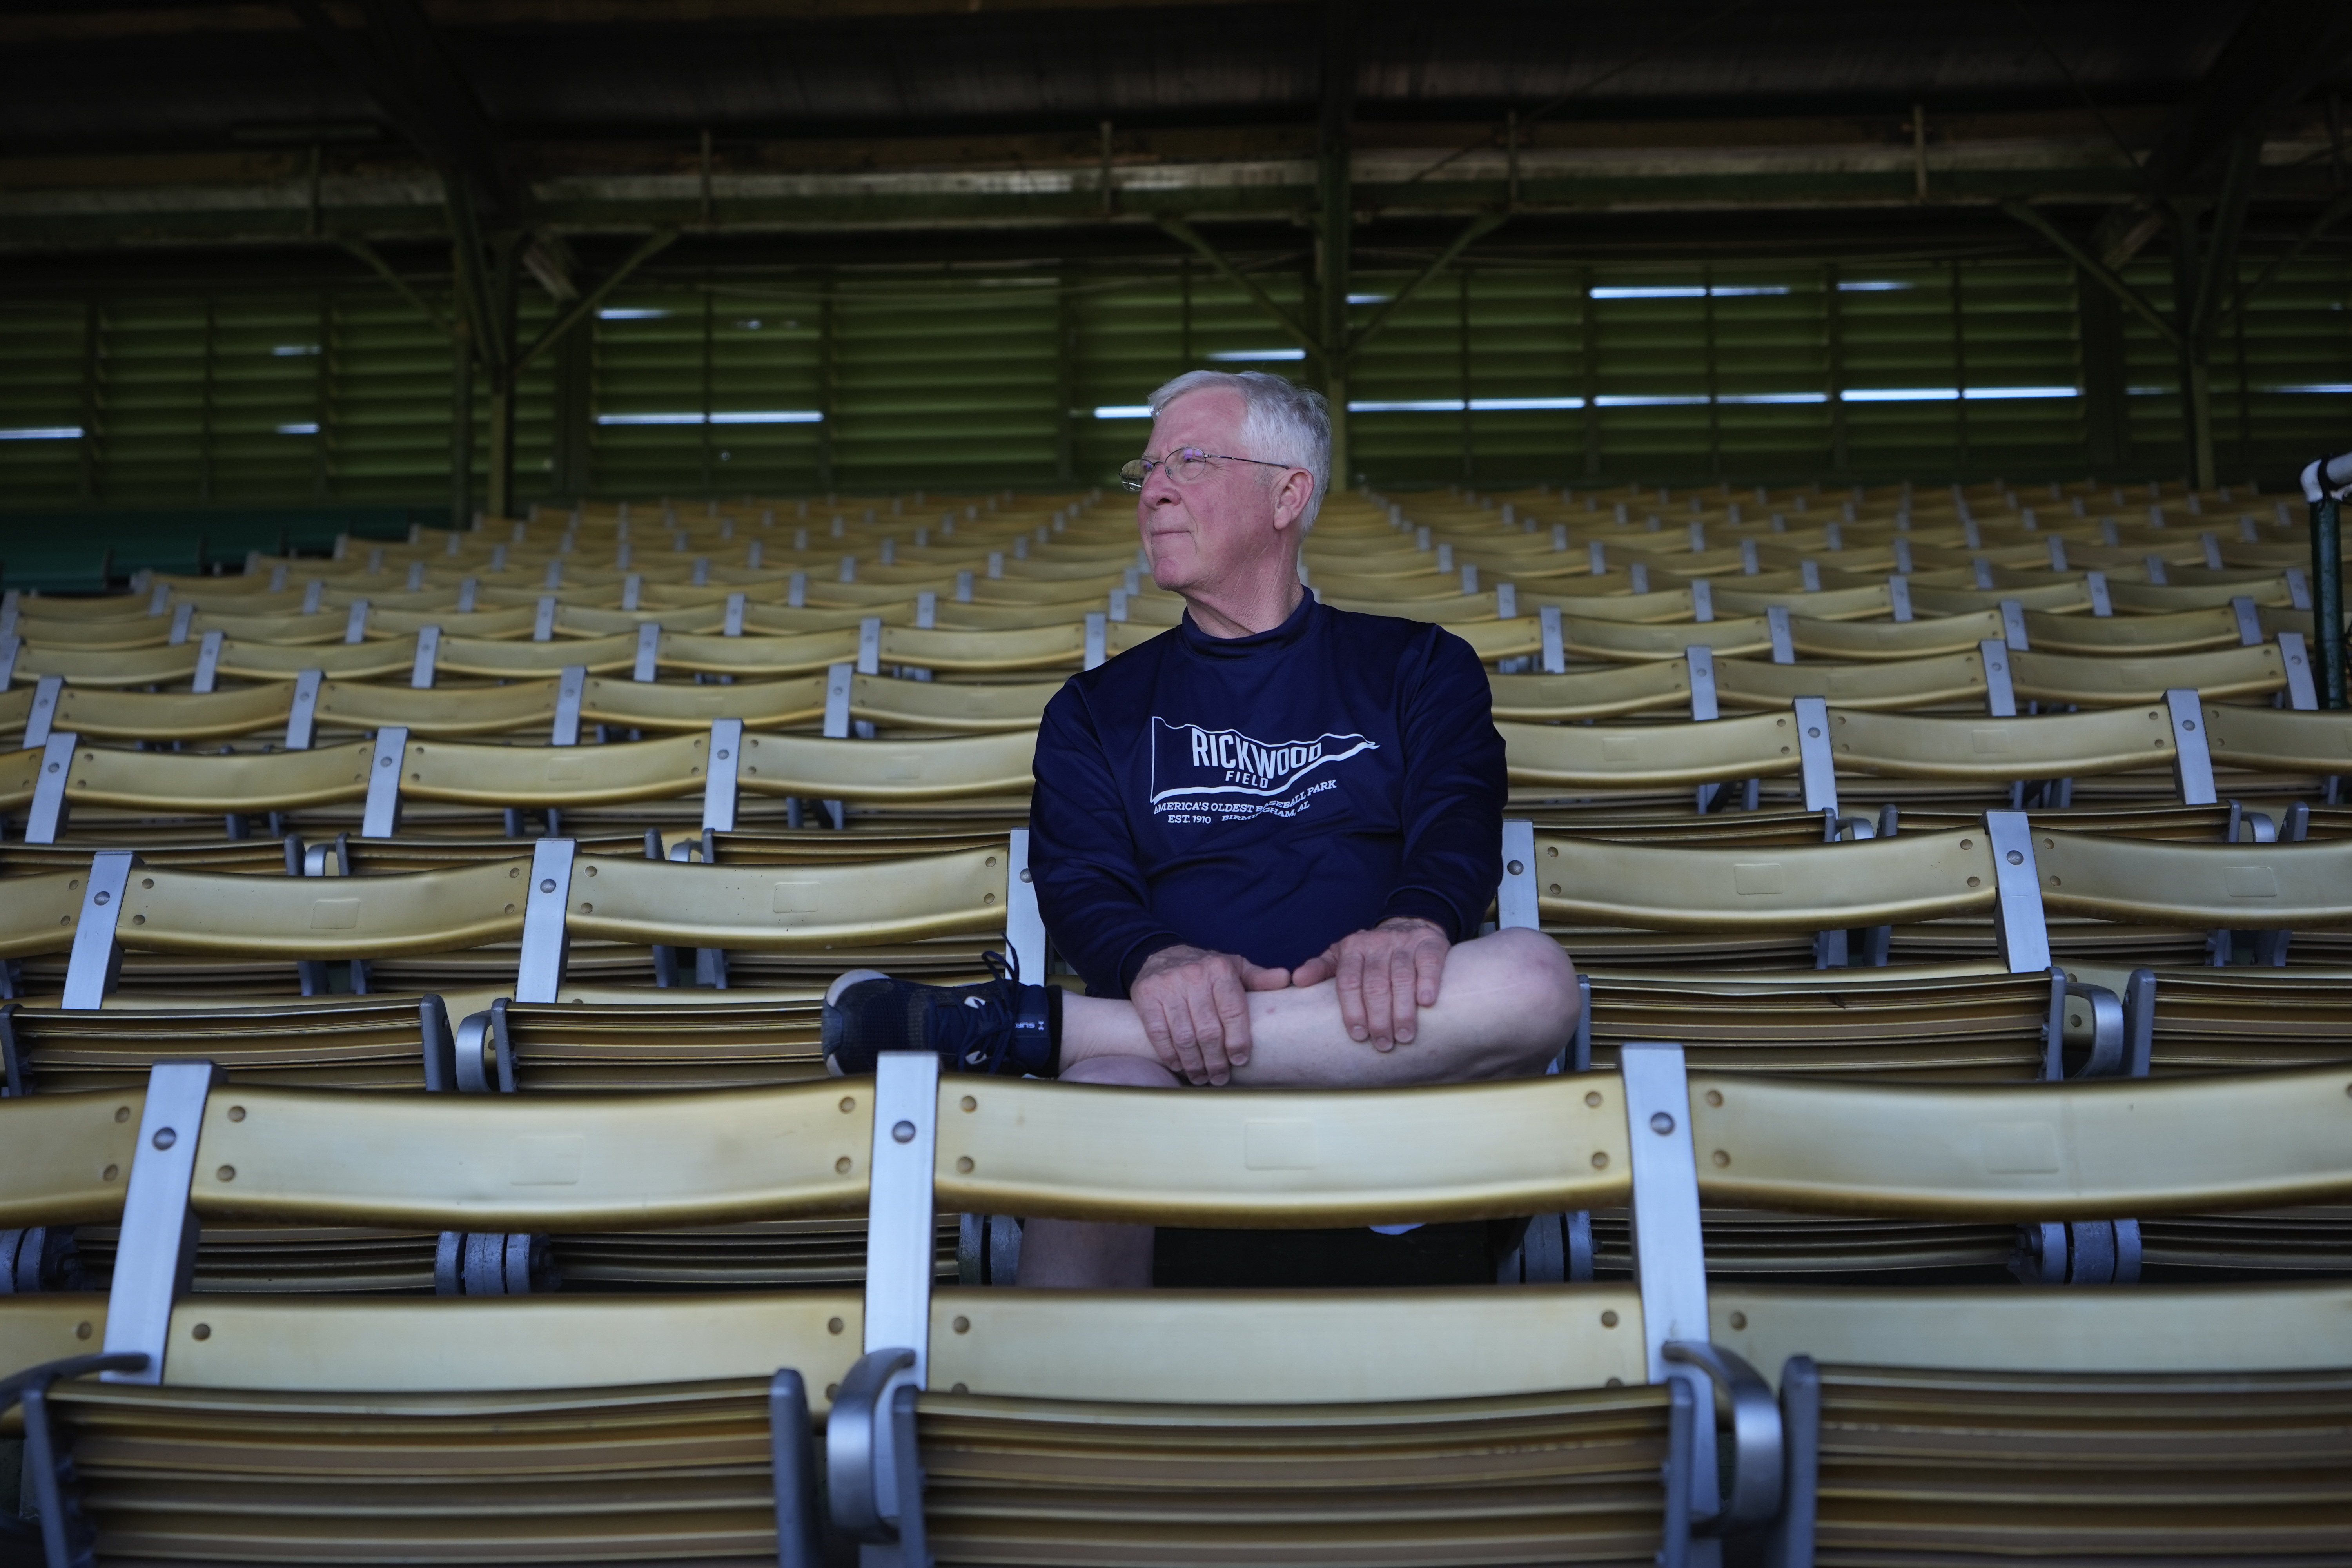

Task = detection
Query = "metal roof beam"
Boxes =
[2140,0,2352,197]
[286,0,515,223]
[1154,214,1328,369]
[2000,199,2179,349]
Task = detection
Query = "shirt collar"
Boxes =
[1177,589,1319,659]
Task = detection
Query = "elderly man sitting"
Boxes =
[826,369,1581,1285]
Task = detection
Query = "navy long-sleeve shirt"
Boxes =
[1029,592,1505,997]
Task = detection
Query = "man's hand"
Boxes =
[1130,945,1291,1085]
[1289,917,1450,1052]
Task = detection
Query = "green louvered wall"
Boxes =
[4,255,2348,555]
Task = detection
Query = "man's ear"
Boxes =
[1270,466,1316,532]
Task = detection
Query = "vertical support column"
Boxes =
[449,318,475,532]
[485,234,521,524]
[2167,205,2217,494]
[1316,0,1356,485]
[2078,267,2125,477]
[2310,486,2346,709]
[1824,260,1849,477]
[1053,283,1076,484]
[1539,606,1565,674]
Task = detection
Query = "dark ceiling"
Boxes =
[0,1,2305,153]
[0,0,2347,288]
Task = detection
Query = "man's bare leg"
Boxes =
[1067,927,1578,1087]
[1018,930,1579,1288]
[1014,1054,1171,1289]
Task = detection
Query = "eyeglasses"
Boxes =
[1119,447,1295,492]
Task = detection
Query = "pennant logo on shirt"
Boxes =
[1148,717,1379,805]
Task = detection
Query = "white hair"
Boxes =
[1147,369,1330,528]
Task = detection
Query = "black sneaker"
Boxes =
[822,954,1056,1078]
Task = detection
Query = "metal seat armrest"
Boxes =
[826,1345,917,1543]
[2062,980,2127,1079]
[1663,1340,1784,1532]
[1766,1356,1820,1568]
[1,1352,151,1566]
[0,1351,150,1414]
[768,1368,823,1568]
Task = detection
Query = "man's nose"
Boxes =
[1140,465,1182,506]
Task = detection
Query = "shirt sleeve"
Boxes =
[1376,627,1506,939]
[1027,681,1191,997]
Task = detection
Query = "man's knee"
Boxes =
[1454,927,1581,1065]
[1059,1055,1181,1089]
[1461,926,1578,1003]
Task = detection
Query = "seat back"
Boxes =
[12,644,200,688]
[851,672,1057,731]
[1488,660,1694,721]
[2011,642,2284,705]
[559,842,1020,949]
[1822,703,2179,781]
[318,677,563,737]
[658,628,861,678]
[878,623,1088,673]
[398,731,713,808]
[436,630,641,678]
[580,672,828,731]
[2200,702,2352,774]
[1566,614,1771,662]
[187,1078,870,1231]
[2032,828,2352,929]
[0,1087,143,1226]
[101,857,526,960]
[47,684,295,743]
[732,730,1036,802]
[1687,1063,2352,1218]
[1530,823,2002,934]
[1789,609,2001,660]
[1715,650,1987,710]
[60,739,374,814]
[935,1072,1632,1229]
[217,637,415,682]
[1501,710,1801,788]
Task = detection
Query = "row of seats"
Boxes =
[4,1047,2346,1563]
[4,476,2348,1567]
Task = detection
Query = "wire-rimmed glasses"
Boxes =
[1119,447,1295,492]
